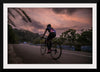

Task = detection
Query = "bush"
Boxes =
[8,25,18,44]
[74,43,82,51]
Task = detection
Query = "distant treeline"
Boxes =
[55,28,92,51]
[8,25,40,44]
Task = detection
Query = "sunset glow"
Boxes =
[8,8,92,37]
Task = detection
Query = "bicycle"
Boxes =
[40,37,62,60]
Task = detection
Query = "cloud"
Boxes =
[52,8,92,15]
[52,8,78,15]
[31,19,44,29]
[55,27,69,30]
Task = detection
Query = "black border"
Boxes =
[0,0,99,71]
[1,0,100,3]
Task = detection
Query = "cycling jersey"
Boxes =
[46,27,56,33]
[45,26,56,51]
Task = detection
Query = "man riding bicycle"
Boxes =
[42,24,56,53]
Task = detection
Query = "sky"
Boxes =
[8,8,92,37]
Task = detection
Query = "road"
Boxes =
[12,44,92,64]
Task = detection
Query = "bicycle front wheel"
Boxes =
[50,44,62,60]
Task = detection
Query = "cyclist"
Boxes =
[42,24,56,53]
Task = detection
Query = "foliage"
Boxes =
[59,28,92,51]
[13,29,40,43]
[76,29,92,45]
[8,8,34,44]
[32,37,41,44]
[8,8,32,27]
[8,25,18,44]
[60,29,76,45]
[8,24,41,44]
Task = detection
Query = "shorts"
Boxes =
[47,32,56,41]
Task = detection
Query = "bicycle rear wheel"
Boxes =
[50,43,62,60]
[40,44,46,55]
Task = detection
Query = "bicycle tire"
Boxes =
[50,43,62,60]
[40,44,46,55]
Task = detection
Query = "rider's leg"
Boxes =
[47,35,52,53]
[47,33,56,53]
[47,40,50,50]
[49,33,56,50]
[49,40,52,49]
[47,40,52,50]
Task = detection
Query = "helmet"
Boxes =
[47,24,51,27]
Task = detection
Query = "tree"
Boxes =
[77,29,92,45]
[8,8,32,27]
[60,29,76,45]
[13,29,40,43]
[59,28,92,51]
[8,8,32,44]
[8,25,18,44]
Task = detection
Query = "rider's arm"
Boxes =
[42,29,47,37]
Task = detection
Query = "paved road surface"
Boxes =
[13,44,92,64]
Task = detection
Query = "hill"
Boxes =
[8,25,40,44]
